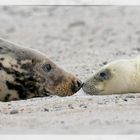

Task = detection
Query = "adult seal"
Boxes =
[83,57,140,95]
[0,38,82,101]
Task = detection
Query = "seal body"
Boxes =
[83,57,140,95]
[0,38,82,101]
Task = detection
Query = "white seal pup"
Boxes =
[0,38,82,101]
[83,57,140,95]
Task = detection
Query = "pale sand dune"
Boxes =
[0,6,140,134]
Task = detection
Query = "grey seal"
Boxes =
[0,38,82,101]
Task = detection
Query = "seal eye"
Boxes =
[100,72,106,78]
[99,69,111,80]
[42,64,52,72]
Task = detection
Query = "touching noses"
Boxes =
[71,79,83,93]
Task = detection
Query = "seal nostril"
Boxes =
[72,80,82,93]
[77,80,83,88]
[71,80,83,93]
[77,80,81,87]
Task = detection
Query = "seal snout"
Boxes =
[82,82,97,95]
[71,79,83,93]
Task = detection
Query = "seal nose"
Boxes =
[71,79,83,93]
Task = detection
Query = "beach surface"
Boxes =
[0,6,140,134]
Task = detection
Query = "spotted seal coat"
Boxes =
[0,38,82,101]
[83,57,140,95]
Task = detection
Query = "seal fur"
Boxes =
[0,38,82,101]
[83,57,140,95]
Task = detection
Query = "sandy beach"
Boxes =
[0,6,140,134]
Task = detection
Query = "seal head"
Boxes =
[83,59,139,95]
[34,59,83,97]
[0,38,82,101]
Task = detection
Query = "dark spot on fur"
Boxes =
[0,61,49,100]
[18,59,37,70]
[11,64,18,68]
[21,62,32,70]
[0,58,4,61]
[6,81,27,99]
[31,59,36,64]
[15,77,38,94]
[4,94,11,102]
[0,62,23,77]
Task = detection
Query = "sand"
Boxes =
[0,6,140,134]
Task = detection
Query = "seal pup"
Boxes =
[83,57,140,95]
[0,38,82,101]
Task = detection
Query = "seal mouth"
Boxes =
[82,84,104,95]
[83,90,104,95]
